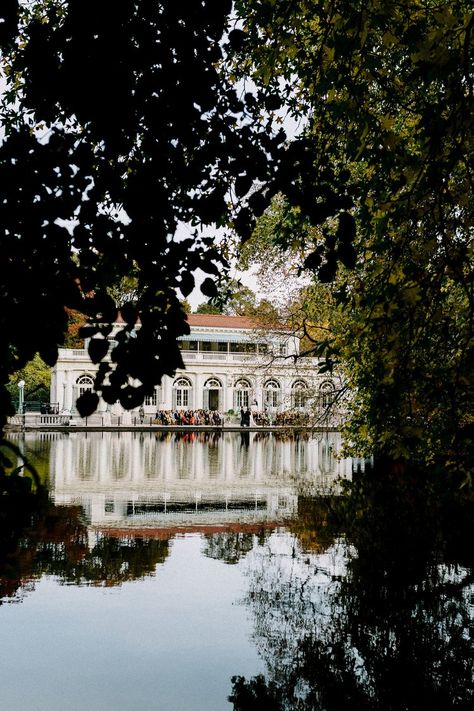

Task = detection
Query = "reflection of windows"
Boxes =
[319,437,334,474]
[292,380,307,408]
[234,379,252,409]
[174,377,192,408]
[264,380,281,408]
[76,374,94,398]
[320,381,335,408]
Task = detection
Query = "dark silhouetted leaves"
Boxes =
[318,259,338,283]
[200,277,218,298]
[119,386,145,411]
[39,344,59,367]
[88,338,110,364]
[228,29,246,51]
[337,212,356,243]
[120,302,139,325]
[235,175,253,198]
[304,248,323,271]
[0,0,18,49]
[76,390,99,417]
[336,242,357,269]
[179,271,195,297]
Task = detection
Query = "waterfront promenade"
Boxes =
[5,411,341,433]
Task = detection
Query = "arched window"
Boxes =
[264,379,281,408]
[173,377,192,408]
[203,377,222,411]
[319,381,335,409]
[204,378,222,389]
[234,379,252,409]
[292,380,308,409]
[76,374,94,398]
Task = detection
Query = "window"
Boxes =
[173,377,192,408]
[234,379,252,409]
[178,340,197,351]
[204,378,222,389]
[76,374,94,398]
[292,380,307,408]
[231,342,248,353]
[319,381,335,408]
[145,387,160,407]
[264,380,281,408]
[204,378,222,410]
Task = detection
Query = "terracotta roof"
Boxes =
[186,313,257,329]
[114,312,286,331]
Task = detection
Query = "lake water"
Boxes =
[1,432,472,710]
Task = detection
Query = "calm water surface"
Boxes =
[1,432,472,710]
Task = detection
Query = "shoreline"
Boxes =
[4,424,340,434]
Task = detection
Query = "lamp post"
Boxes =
[17,379,25,414]
[18,379,25,431]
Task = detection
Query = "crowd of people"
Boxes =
[152,409,223,426]
[134,407,312,428]
[250,410,311,427]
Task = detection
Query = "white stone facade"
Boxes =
[51,314,342,418]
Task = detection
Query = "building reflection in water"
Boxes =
[42,431,352,529]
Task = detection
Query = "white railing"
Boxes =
[202,353,227,361]
[57,348,87,359]
[181,351,257,364]
[7,415,23,426]
[39,415,71,425]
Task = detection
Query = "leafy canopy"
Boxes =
[229,1,474,476]
[0,0,281,426]
[0,1,473,480]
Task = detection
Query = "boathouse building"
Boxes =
[50,314,341,419]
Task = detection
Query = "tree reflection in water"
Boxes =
[0,480,170,602]
[203,530,272,566]
[230,466,474,710]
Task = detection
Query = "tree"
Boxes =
[0,486,170,600]
[7,353,51,407]
[229,1,474,479]
[234,193,343,357]
[63,308,87,349]
[195,301,223,315]
[195,278,281,320]
[0,0,280,435]
[1,1,473,481]
[229,474,474,710]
